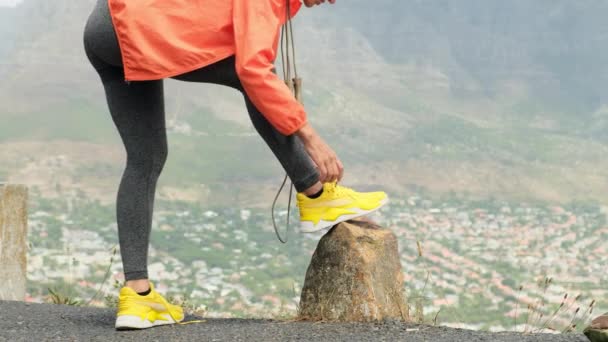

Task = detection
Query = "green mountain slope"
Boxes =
[1,0,608,204]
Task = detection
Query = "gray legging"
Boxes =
[82,0,319,281]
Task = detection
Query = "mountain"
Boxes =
[0,6,16,58]
[1,0,608,204]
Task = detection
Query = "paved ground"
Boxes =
[0,300,589,341]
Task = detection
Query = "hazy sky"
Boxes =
[0,0,21,7]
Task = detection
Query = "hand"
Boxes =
[296,123,344,183]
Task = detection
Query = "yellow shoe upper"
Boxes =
[296,182,387,225]
[117,282,184,323]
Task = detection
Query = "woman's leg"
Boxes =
[171,56,320,193]
[242,96,320,193]
[83,0,166,289]
[106,78,167,285]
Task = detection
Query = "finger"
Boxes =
[317,160,328,183]
[326,161,335,183]
[332,160,340,182]
[327,158,336,183]
[327,158,338,183]
[328,158,336,183]
[337,159,344,182]
[331,155,341,183]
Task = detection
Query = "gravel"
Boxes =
[0,300,589,342]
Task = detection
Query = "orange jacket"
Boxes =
[108,0,306,135]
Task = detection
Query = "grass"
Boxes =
[270,282,302,321]
[46,245,118,307]
[511,276,597,334]
[411,241,432,324]
[47,287,82,306]
[83,245,118,306]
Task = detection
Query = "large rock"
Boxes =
[585,314,608,342]
[298,219,409,321]
[0,184,28,301]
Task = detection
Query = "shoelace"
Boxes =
[156,292,206,326]
[271,0,299,244]
[271,174,293,243]
[325,181,354,197]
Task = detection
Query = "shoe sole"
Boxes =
[115,315,181,330]
[299,196,389,233]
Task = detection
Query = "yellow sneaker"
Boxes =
[296,182,389,233]
[115,282,184,330]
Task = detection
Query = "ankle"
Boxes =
[302,182,323,197]
[125,279,150,293]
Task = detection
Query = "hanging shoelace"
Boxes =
[271,0,301,244]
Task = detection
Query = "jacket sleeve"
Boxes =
[233,0,307,136]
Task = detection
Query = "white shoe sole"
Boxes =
[299,196,389,233]
[115,314,180,330]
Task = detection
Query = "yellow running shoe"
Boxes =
[115,282,184,330]
[296,182,389,233]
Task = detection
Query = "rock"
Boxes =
[585,329,608,342]
[590,314,608,329]
[585,314,608,342]
[298,219,409,322]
